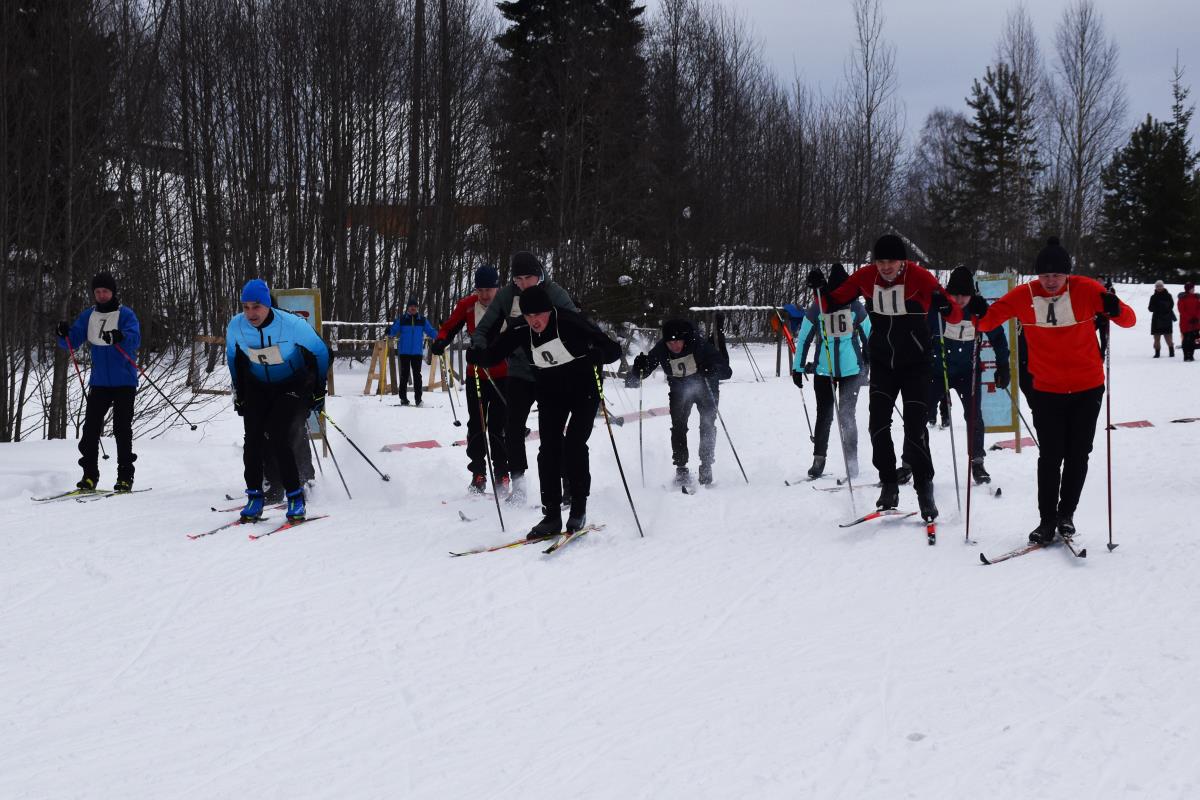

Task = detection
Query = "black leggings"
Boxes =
[79,386,137,479]
[466,373,508,476]
[813,374,861,461]
[1028,385,1104,523]
[398,355,423,401]
[243,388,308,493]
[536,385,599,509]
[867,363,933,483]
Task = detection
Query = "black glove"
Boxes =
[806,269,827,290]
[234,394,245,417]
[994,363,1011,391]
[1102,291,1121,318]
[100,329,124,345]
[430,338,447,356]
[804,361,816,375]
[964,295,989,319]
[311,384,327,414]
[465,347,482,366]
[56,321,71,338]
[932,293,953,316]
[632,353,648,376]
[791,370,805,389]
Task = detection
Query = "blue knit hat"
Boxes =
[474,264,500,289]
[240,279,271,306]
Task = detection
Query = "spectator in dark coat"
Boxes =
[1147,280,1176,358]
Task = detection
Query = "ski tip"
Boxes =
[979,553,992,565]
[1078,548,1088,558]
[994,487,1002,497]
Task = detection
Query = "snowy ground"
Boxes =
[2,282,1198,799]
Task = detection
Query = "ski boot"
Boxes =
[496,474,511,499]
[240,489,265,521]
[528,507,563,540]
[400,397,411,406]
[698,462,713,485]
[672,466,692,487]
[970,458,991,485]
[807,455,826,480]
[285,488,306,521]
[914,479,938,521]
[566,497,587,533]
[113,477,134,493]
[896,463,913,485]
[1057,514,1076,540]
[76,475,98,491]
[1029,520,1057,545]
[506,471,527,505]
[468,473,487,494]
[876,482,900,510]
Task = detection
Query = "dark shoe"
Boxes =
[915,480,938,521]
[241,489,265,521]
[76,476,98,491]
[285,488,306,520]
[970,459,991,485]
[672,466,691,487]
[807,455,826,480]
[876,482,899,510]
[566,498,587,532]
[1154,351,1161,358]
[506,471,527,505]
[1057,515,1076,540]
[896,465,913,485]
[1029,521,1057,545]
[468,474,487,494]
[113,478,134,493]
[400,397,411,406]
[528,508,563,539]
[698,463,713,485]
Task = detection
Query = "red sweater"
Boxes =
[825,261,962,370]
[1178,291,1200,334]
[435,295,508,379]
[977,276,1135,393]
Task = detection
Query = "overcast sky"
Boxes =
[642,0,1200,140]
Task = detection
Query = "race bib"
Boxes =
[86,310,122,346]
[669,353,698,377]
[871,284,907,316]
[1031,293,1077,328]
[943,320,976,342]
[246,345,285,366]
[530,336,576,368]
[822,309,854,338]
[510,297,522,318]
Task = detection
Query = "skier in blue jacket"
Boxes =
[927,266,1010,485]
[55,272,142,492]
[226,279,330,521]
[791,264,871,480]
[388,296,437,405]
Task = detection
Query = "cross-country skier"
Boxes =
[430,264,510,495]
[806,235,962,521]
[624,318,732,487]
[467,285,621,538]
[227,279,330,521]
[968,237,1136,544]
[388,296,437,406]
[928,266,1010,485]
[1179,282,1200,362]
[471,251,579,505]
[55,272,142,492]
[791,264,871,480]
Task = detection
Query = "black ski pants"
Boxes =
[669,378,718,467]
[867,362,933,484]
[263,409,316,493]
[79,386,137,480]
[535,377,599,510]
[505,377,537,474]
[1028,385,1104,524]
[242,386,308,494]
[466,372,508,477]
[1182,330,1198,361]
[813,374,862,465]
[398,354,424,403]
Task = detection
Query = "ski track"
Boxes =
[3,283,1200,797]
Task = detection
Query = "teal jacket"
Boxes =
[792,299,871,378]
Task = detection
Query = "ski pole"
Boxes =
[937,327,963,517]
[1000,386,1039,448]
[65,338,110,461]
[440,353,462,427]
[638,377,644,488]
[798,375,815,442]
[323,426,352,499]
[111,342,198,430]
[963,329,983,544]
[320,412,391,481]
[474,371,505,532]
[593,366,645,538]
[1105,318,1116,552]
[700,376,749,484]
[814,288,855,511]
[308,427,325,475]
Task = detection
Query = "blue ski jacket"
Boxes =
[226,308,330,393]
[388,313,437,356]
[58,305,142,388]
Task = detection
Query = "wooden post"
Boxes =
[364,339,391,395]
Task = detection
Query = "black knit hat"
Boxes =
[872,234,907,261]
[510,251,544,279]
[828,263,850,292]
[518,284,553,314]
[91,272,117,293]
[1035,237,1073,274]
[662,319,693,341]
[946,267,975,296]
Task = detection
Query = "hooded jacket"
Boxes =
[58,302,142,388]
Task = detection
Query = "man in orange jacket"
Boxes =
[969,237,1136,544]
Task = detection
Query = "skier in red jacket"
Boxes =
[807,234,962,521]
[969,237,1136,544]
[431,265,510,495]
[1178,282,1200,362]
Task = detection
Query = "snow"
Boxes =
[2,282,1198,798]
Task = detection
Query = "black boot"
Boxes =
[970,458,991,485]
[914,479,938,521]
[672,466,691,486]
[1057,514,1076,540]
[807,455,826,479]
[698,462,713,485]
[876,482,899,509]
[1029,520,1057,545]
[896,464,913,485]
[528,507,563,540]
[566,497,587,532]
